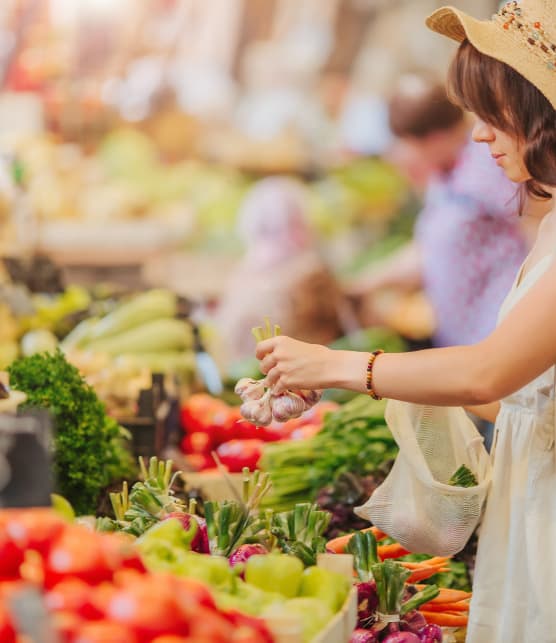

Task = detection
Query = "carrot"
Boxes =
[406,563,447,583]
[414,587,472,604]
[326,526,388,554]
[419,611,469,627]
[377,543,410,560]
[326,533,353,554]
[420,600,470,613]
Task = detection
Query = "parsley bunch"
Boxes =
[8,350,134,514]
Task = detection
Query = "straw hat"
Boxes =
[426,0,556,109]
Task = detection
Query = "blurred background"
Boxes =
[0,0,503,425]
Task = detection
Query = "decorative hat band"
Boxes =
[494,1,556,71]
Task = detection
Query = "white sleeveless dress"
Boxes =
[467,255,556,642]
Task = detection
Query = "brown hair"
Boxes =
[388,76,464,139]
[448,39,556,201]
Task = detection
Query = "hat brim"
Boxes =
[426,6,556,109]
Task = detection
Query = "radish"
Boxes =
[356,581,379,627]
[418,624,443,642]
[162,512,209,553]
[349,629,379,643]
[229,543,269,570]
[382,632,421,643]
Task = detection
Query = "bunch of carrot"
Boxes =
[326,526,470,628]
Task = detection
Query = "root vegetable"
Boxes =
[271,393,306,422]
[235,378,266,401]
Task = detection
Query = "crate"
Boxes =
[312,587,357,643]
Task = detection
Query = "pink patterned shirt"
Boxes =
[415,139,527,346]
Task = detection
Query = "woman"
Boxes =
[256,1,556,640]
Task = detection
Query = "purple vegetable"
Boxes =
[356,581,379,626]
[382,632,420,643]
[418,624,443,643]
[349,629,379,643]
[401,610,427,634]
[229,543,269,570]
[163,512,210,553]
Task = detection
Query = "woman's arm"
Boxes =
[464,402,501,423]
[257,259,556,406]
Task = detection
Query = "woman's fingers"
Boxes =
[259,354,276,375]
[256,337,278,360]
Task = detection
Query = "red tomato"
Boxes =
[226,611,274,643]
[186,606,232,642]
[3,509,65,556]
[0,604,16,643]
[106,576,184,637]
[180,394,228,434]
[0,535,24,580]
[170,575,217,615]
[73,621,137,643]
[98,532,145,574]
[46,578,100,618]
[51,610,83,642]
[44,526,114,588]
[215,439,264,472]
[181,431,215,455]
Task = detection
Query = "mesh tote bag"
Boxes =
[355,400,492,556]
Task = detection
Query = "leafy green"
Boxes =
[8,349,134,514]
[260,395,397,510]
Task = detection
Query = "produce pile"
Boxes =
[260,395,398,511]
[93,459,352,642]
[62,289,196,377]
[0,508,273,643]
[325,528,471,641]
[180,392,338,472]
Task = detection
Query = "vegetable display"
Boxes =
[0,508,273,643]
[260,395,397,510]
[7,349,134,515]
[180,392,337,472]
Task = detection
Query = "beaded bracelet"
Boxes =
[366,349,384,400]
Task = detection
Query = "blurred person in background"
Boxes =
[214,176,343,367]
[348,74,548,350]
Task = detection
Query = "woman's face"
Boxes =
[471,117,531,183]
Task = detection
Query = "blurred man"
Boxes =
[349,74,545,348]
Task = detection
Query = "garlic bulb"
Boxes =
[296,389,322,409]
[235,377,266,401]
[271,392,306,422]
[240,395,273,426]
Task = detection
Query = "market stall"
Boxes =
[0,1,506,641]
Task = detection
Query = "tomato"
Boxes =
[215,439,264,472]
[52,610,83,642]
[186,606,232,642]
[0,535,24,580]
[170,575,217,615]
[46,578,99,617]
[73,621,137,643]
[44,526,114,588]
[106,576,184,637]
[0,603,16,643]
[226,611,274,643]
[3,509,65,557]
[98,532,146,574]
[181,431,215,455]
[180,394,228,434]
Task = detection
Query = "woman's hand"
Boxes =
[256,335,369,394]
